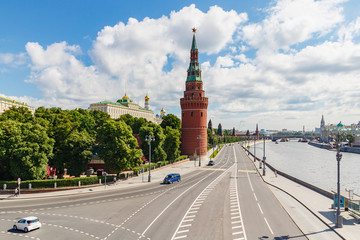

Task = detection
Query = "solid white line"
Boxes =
[177,230,189,234]
[233,147,247,240]
[264,217,274,235]
[180,224,191,228]
[188,211,197,214]
[183,219,194,222]
[253,192,258,201]
[232,220,241,224]
[185,215,195,218]
[232,225,242,229]
[174,235,187,239]
[141,174,208,236]
[232,231,243,235]
[171,160,233,240]
[231,216,240,219]
[257,203,264,214]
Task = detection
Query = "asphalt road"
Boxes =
[0,144,307,240]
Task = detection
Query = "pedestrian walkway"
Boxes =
[0,159,199,200]
[243,142,360,240]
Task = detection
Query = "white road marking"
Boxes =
[264,217,274,235]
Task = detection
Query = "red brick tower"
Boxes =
[180,28,208,163]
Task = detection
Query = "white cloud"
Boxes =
[9,1,360,131]
[25,42,113,109]
[0,52,26,65]
[241,0,345,52]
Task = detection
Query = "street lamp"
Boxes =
[334,127,344,228]
[145,135,155,182]
[254,137,256,162]
[262,134,266,176]
[197,135,202,166]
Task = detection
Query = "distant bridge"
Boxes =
[271,135,318,141]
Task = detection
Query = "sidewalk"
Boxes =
[244,143,360,240]
[0,159,199,200]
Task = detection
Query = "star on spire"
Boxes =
[192,27,196,33]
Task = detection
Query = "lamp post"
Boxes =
[262,134,266,176]
[197,135,202,166]
[254,137,256,162]
[335,132,343,228]
[145,135,155,182]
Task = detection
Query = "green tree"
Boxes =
[119,114,148,134]
[67,109,97,138]
[0,106,34,123]
[139,123,167,163]
[96,119,142,176]
[0,120,54,180]
[62,130,94,177]
[163,126,181,162]
[160,114,181,132]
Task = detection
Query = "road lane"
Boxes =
[234,145,307,240]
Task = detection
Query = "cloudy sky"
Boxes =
[1,0,360,131]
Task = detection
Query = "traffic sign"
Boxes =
[17,178,21,185]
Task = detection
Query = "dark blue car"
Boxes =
[163,173,181,184]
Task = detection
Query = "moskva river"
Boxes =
[250,140,360,195]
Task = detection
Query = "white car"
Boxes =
[13,216,41,232]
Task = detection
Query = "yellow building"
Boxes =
[0,96,35,115]
[89,93,163,124]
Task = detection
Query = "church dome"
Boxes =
[337,121,344,127]
[122,93,129,100]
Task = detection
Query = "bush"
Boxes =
[0,176,113,190]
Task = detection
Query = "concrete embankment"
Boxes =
[308,141,333,150]
[308,141,360,154]
[247,149,334,199]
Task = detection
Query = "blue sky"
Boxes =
[1,0,360,131]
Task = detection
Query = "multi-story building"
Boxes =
[89,93,163,124]
[0,96,35,115]
[320,115,360,142]
[180,28,208,161]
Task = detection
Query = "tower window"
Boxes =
[192,93,194,98]
[191,112,193,117]
[192,86,194,90]
[201,112,203,117]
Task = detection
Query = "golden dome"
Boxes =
[122,92,129,100]
[160,107,166,114]
[145,94,150,101]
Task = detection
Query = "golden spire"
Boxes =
[123,92,129,100]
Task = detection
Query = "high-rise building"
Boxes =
[180,28,208,161]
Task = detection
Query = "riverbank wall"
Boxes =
[308,141,360,154]
[308,141,332,150]
[246,148,334,199]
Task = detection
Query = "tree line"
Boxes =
[0,107,181,181]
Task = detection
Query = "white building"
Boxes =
[89,93,163,124]
[0,96,35,115]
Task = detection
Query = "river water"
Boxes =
[250,140,360,195]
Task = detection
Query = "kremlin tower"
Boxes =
[180,28,208,162]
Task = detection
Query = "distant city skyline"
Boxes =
[1,0,360,131]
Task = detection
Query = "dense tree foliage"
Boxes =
[163,126,181,162]
[0,120,53,180]
[96,120,142,176]
[160,114,181,133]
[139,123,167,163]
[0,105,182,181]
